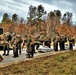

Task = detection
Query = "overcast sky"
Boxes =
[0,0,76,22]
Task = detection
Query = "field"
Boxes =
[0,50,76,75]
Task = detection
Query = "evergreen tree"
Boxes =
[2,13,11,24]
[12,13,18,24]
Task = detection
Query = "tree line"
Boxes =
[0,5,76,37]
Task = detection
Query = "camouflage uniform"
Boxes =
[17,37,23,55]
[3,34,12,56]
[59,35,66,50]
[44,37,51,48]
[11,34,19,57]
[26,37,32,58]
[53,36,59,51]
[69,36,74,50]
[28,42,35,58]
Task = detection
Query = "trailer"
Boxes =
[0,28,4,50]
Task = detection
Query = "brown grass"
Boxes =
[0,50,76,75]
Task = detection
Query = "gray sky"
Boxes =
[0,0,76,22]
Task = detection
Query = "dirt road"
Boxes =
[0,45,76,67]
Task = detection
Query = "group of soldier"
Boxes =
[53,34,75,51]
[0,32,75,59]
[0,32,23,58]
[1,33,38,58]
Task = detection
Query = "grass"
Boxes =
[0,50,76,75]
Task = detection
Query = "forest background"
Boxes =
[0,5,76,38]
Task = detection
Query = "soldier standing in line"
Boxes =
[13,40,19,58]
[69,36,74,50]
[53,36,59,51]
[3,33,12,56]
[11,33,19,58]
[26,35,37,58]
[17,35,23,55]
[62,35,66,50]
[6,32,12,55]
[26,35,32,58]
[30,40,35,58]
[44,36,51,48]
[72,36,75,46]
[35,35,40,50]
[59,35,62,50]
[59,35,66,51]
[11,33,16,55]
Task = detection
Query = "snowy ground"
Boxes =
[0,44,76,67]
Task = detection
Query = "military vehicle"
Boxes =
[0,28,4,50]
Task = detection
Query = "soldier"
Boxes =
[69,36,74,50]
[72,36,75,46]
[17,35,23,55]
[59,35,63,50]
[44,36,51,48]
[59,35,66,51]
[26,35,32,58]
[3,33,11,56]
[11,33,19,58]
[6,32,12,55]
[53,36,59,51]
[13,41,19,57]
[29,41,35,58]
[35,35,40,50]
